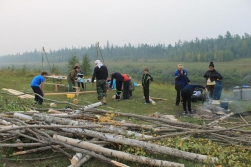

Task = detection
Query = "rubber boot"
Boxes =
[102,97,107,105]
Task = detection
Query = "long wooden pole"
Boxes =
[44,91,96,96]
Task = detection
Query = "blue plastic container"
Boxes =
[220,101,229,110]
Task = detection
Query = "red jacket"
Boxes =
[122,74,130,82]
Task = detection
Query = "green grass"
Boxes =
[1,60,251,167]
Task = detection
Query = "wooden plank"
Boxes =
[2,88,34,99]
[44,91,96,96]
[43,82,67,86]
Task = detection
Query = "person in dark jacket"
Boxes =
[109,72,124,100]
[203,62,223,100]
[30,71,48,105]
[91,60,108,104]
[122,74,130,100]
[181,84,207,114]
[142,68,153,104]
[174,64,190,106]
[67,66,80,92]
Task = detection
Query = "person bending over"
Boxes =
[109,72,124,101]
[30,71,48,105]
[181,84,207,114]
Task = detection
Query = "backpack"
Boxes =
[129,79,135,91]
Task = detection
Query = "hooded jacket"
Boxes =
[203,69,223,82]
[174,69,190,90]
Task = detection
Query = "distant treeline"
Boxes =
[0,31,250,63]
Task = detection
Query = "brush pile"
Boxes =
[1,101,251,167]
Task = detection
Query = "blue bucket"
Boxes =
[220,101,229,110]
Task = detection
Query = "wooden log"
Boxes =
[150,97,168,101]
[71,153,83,165]
[0,124,102,133]
[61,128,218,163]
[13,113,33,120]
[0,119,11,125]
[53,134,185,167]
[48,109,64,114]
[0,143,48,147]
[149,98,156,105]
[49,113,69,116]
[74,102,102,114]
[32,114,152,139]
[49,137,129,167]
[15,139,23,150]
[70,138,106,167]
[43,129,74,138]
[208,112,234,126]
[92,109,203,129]
[11,145,60,156]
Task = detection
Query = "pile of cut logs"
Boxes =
[0,101,251,167]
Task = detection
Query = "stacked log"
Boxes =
[1,103,251,167]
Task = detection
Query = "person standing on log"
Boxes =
[174,64,190,106]
[109,72,124,101]
[203,62,223,100]
[181,84,207,115]
[67,65,80,92]
[91,60,108,104]
[30,71,48,105]
[142,68,153,104]
[121,74,130,100]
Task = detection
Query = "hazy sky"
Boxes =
[1,0,251,56]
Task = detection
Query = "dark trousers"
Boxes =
[116,81,123,100]
[181,89,191,112]
[31,86,43,105]
[123,81,130,99]
[207,85,215,99]
[129,91,132,97]
[175,84,183,105]
[77,82,85,89]
[143,86,150,103]
[175,89,181,105]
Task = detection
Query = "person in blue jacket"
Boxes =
[174,64,190,106]
[30,71,48,105]
[181,84,207,114]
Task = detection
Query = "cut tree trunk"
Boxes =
[73,102,102,114]
[92,109,203,129]
[32,114,152,139]
[53,134,185,167]
[208,112,234,126]
[13,113,33,120]
[61,127,218,163]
